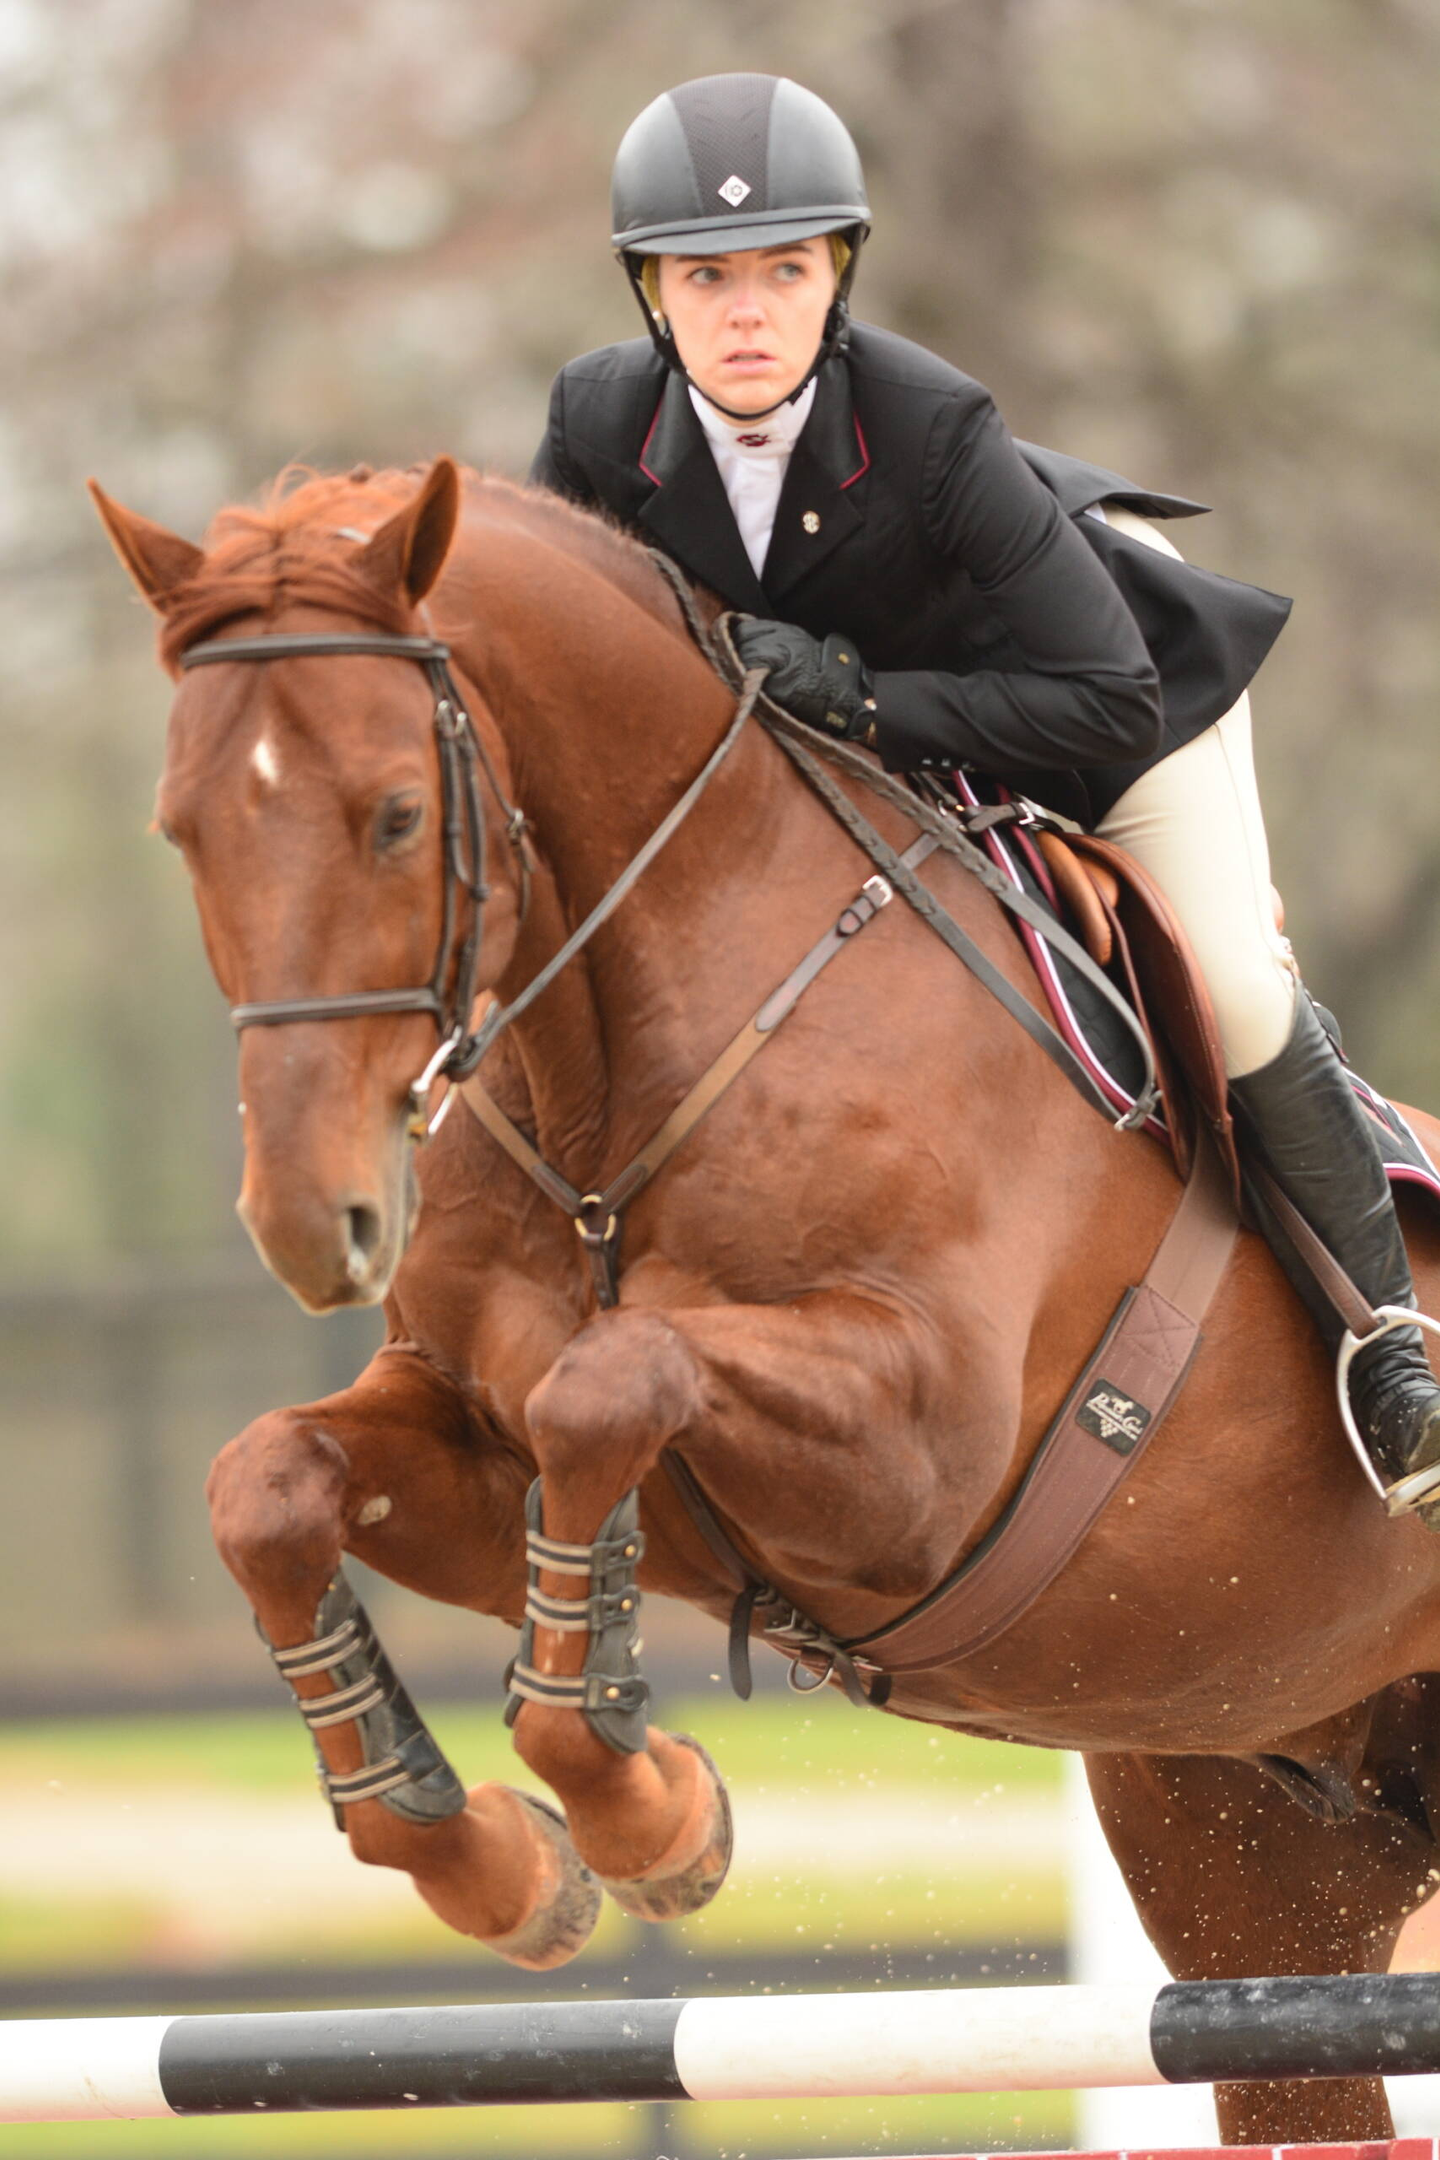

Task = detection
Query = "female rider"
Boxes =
[529,71,1440,1522]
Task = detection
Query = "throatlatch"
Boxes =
[504,1481,650,1755]
[263,1572,466,1828]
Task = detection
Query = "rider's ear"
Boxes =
[358,457,460,607]
[87,479,205,609]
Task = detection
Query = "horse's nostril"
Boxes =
[344,1202,384,1284]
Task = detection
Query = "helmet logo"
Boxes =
[717,174,751,207]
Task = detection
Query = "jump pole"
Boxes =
[6,1975,1440,2123]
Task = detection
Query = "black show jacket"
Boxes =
[529,321,1290,826]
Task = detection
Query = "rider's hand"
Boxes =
[734,617,876,743]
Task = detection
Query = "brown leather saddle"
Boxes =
[1037,827,1239,1199]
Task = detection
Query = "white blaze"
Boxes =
[250,736,281,786]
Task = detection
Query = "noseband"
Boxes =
[178,631,531,1133]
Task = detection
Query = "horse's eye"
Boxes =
[376,795,423,850]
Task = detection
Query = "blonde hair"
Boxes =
[640,232,851,322]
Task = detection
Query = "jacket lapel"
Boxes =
[760,362,868,603]
[635,376,771,614]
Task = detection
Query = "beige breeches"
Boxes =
[1091,505,1298,1079]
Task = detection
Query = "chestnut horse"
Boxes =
[91,457,1440,2145]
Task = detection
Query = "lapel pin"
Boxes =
[802,511,821,534]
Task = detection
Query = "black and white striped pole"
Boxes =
[5,1977,1440,2122]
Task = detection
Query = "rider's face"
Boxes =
[656,241,837,413]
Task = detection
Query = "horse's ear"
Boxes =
[357,457,460,606]
[87,479,204,609]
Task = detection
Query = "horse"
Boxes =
[89,454,1440,2145]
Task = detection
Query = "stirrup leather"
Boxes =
[1335,1306,1440,1516]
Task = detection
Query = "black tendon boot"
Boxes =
[1230,996,1440,1520]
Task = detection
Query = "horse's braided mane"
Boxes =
[157,462,688,673]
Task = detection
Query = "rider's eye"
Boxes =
[376,795,423,850]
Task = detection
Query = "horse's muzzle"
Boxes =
[236,1128,418,1313]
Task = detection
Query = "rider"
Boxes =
[529,71,1440,1521]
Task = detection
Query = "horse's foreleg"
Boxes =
[512,1296,959,1920]
[1085,1746,1428,2143]
[206,1350,600,1967]
[508,1308,732,1920]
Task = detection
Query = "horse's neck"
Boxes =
[459,554,781,1168]
[503,865,611,1176]
[468,562,742,923]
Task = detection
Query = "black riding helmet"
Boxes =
[611,73,871,421]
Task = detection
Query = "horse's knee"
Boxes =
[206,1413,349,1594]
[524,1311,704,1484]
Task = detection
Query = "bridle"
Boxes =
[181,575,1157,1201]
[177,624,764,1145]
[181,582,1172,1731]
[178,630,532,1136]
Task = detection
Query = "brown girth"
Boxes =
[841,1127,1236,1680]
[655,1129,1235,1699]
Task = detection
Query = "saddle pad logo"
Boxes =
[718,174,752,206]
[1077,1380,1152,1454]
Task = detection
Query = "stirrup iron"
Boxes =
[1335,1306,1440,1516]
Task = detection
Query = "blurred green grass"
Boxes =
[0,1692,1068,2156]
[0,1694,1065,1969]
[0,1692,1062,1797]
[0,2090,1072,2159]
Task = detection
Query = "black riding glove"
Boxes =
[734,617,876,742]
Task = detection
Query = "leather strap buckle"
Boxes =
[574,1194,619,1247]
[837,874,893,937]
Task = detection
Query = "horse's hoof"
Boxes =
[599,1734,733,1922]
[485,1790,602,1970]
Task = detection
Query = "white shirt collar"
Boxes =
[688,379,817,457]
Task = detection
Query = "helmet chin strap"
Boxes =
[680,311,843,423]
[687,380,809,424]
[622,253,860,426]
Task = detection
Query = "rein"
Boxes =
[647,549,1159,1126]
[181,567,1176,1713]
[457,672,765,1077]
[703,615,1160,1130]
[181,576,1155,1176]
[178,625,771,1149]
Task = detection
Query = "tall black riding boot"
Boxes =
[1229,995,1440,1519]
